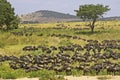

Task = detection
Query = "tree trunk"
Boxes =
[90,17,97,33]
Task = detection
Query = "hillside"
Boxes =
[20,10,80,23]
[20,10,120,23]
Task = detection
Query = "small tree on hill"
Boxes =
[0,0,19,31]
[75,4,110,33]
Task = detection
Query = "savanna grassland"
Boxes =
[0,20,120,80]
[1,20,120,55]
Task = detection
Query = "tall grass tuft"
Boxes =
[0,41,5,48]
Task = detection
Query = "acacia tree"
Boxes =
[0,0,19,31]
[75,4,110,33]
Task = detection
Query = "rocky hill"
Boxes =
[20,10,80,23]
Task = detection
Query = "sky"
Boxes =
[7,0,120,17]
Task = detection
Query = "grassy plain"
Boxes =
[0,20,120,79]
[0,20,120,55]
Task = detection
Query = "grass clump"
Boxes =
[0,62,26,79]
[0,41,5,48]
[59,39,72,46]
[97,76,111,80]
[28,70,56,79]
[0,73,16,79]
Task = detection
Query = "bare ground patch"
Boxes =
[0,78,39,80]
[64,75,120,80]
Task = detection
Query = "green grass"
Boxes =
[0,62,26,79]
[0,62,65,79]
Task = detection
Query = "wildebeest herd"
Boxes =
[0,39,120,75]
[47,33,86,41]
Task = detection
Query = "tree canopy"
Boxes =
[0,0,19,31]
[75,4,110,33]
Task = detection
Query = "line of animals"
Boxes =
[12,31,87,41]
[47,34,86,41]
[0,39,120,75]
[11,25,89,38]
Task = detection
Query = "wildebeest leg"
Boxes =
[96,69,100,75]
[66,70,72,75]
[83,69,88,75]
[107,69,110,75]
[113,71,115,76]
[83,70,86,75]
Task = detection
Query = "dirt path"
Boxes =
[0,78,39,80]
[1,76,120,80]
[64,75,120,80]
